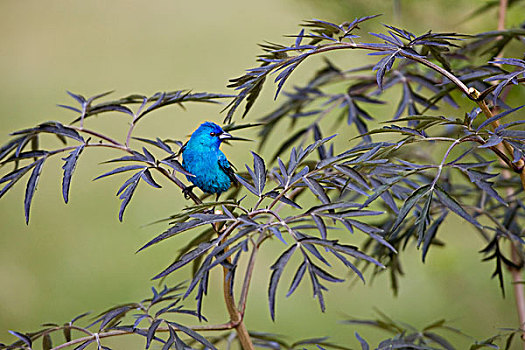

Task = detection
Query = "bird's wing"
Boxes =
[218,152,237,184]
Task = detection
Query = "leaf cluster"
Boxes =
[1,9,525,350]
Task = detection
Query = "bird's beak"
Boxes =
[219,132,233,140]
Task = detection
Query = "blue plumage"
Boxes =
[182,122,236,196]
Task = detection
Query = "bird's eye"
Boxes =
[210,132,216,137]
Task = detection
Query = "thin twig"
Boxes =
[70,126,128,149]
[155,166,202,205]
[125,119,136,148]
[277,42,473,99]
[49,322,236,350]
[237,188,303,316]
[72,124,203,205]
[237,233,264,315]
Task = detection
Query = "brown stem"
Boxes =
[498,0,508,31]
[155,166,202,205]
[218,223,255,350]
[475,96,525,188]
[511,245,525,338]
[476,86,525,345]
[69,115,251,348]
[478,77,525,101]
[238,235,263,315]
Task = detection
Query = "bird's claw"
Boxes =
[182,185,196,199]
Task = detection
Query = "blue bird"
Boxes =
[181,122,236,199]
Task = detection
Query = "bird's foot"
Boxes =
[182,185,196,199]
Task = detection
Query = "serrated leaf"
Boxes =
[71,312,91,325]
[435,186,481,227]
[73,340,93,350]
[141,169,162,188]
[355,332,370,350]
[269,244,298,320]
[269,226,287,245]
[312,263,344,283]
[66,91,86,104]
[168,322,217,350]
[331,249,364,282]
[391,184,431,233]
[251,151,266,195]
[57,104,82,114]
[264,190,302,209]
[133,137,173,153]
[0,162,39,199]
[234,174,258,195]
[286,261,306,297]
[422,212,447,262]
[8,331,32,347]
[94,165,146,181]
[160,158,194,177]
[117,171,143,221]
[476,105,525,132]
[11,121,84,142]
[373,50,399,90]
[138,216,229,252]
[416,193,432,247]
[466,170,506,205]
[334,164,370,189]
[0,135,26,162]
[311,214,327,240]
[62,144,85,203]
[146,319,162,349]
[162,324,177,350]
[24,158,45,224]
[153,241,215,279]
[303,177,330,204]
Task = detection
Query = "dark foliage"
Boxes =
[1,5,524,350]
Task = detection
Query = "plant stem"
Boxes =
[492,57,525,347]
[48,322,236,350]
[155,166,203,204]
[498,0,508,31]
[125,119,136,148]
[297,42,472,98]
[70,126,129,150]
[511,244,525,341]
[218,228,255,350]
[475,88,525,344]
[238,234,264,315]
[475,97,525,188]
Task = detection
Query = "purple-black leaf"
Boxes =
[93,165,145,181]
[435,186,481,228]
[269,244,298,320]
[62,144,85,203]
[24,158,45,224]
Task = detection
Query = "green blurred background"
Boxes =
[0,0,522,348]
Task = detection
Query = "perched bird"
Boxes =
[181,122,236,199]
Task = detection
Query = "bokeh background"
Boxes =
[0,0,523,348]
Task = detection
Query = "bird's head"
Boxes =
[188,122,232,149]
